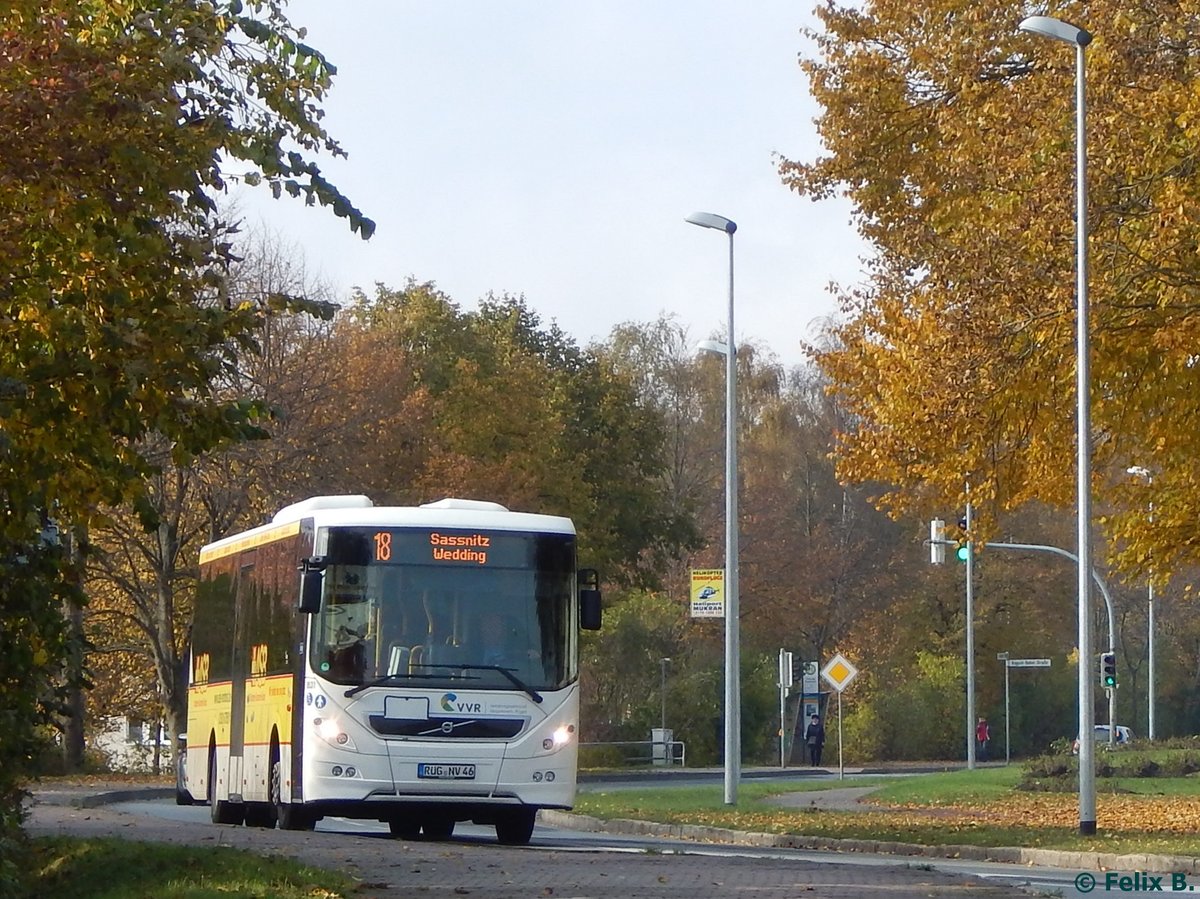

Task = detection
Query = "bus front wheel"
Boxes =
[495,808,536,845]
[271,755,315,831]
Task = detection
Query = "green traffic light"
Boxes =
[956,544,970,562]
[1100,653,1117,688]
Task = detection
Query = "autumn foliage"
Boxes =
[783,0,1200,582]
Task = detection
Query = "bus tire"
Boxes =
[243,802,276,828]
[272,754,314,831]
[421,816,455,841]
[388,818,420,840]
[495,808,536,845]
[208,751,244,826]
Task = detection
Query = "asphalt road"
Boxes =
[23,786,1083,898]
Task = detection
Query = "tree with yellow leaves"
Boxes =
[783,0,1200,582]
[0,1,367,870]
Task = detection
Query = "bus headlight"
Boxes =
[543,725,573,751]
[314,717,356,750]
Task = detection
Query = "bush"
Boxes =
[1155,751,1200,777]
[1047,736,1074,756]
[1022,753,1073,780]
[578,745,627,769]
[1021,747,1200,787]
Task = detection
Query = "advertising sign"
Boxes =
[689,569,725,618]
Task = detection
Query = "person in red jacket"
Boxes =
[976,717,991,762]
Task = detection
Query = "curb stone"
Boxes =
[539,809,1200,875]
[27,785,176,809]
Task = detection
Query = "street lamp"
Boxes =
[1017,13,1095,836]
[659,657,671,734]
[1128,466,1155,740]
[686,210,740,805]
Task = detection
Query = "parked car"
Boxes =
[1072,724,1133,753]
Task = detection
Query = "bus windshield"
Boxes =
[309,527,577,691]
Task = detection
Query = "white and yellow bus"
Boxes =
[181,495,601,844]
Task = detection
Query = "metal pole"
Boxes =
[1005,661,1012,764]
[965,498,976,770]
[1016,12,1095,837]
[998,652,1011,765]
[685,212,739,803]
[837,689,844,781]
[1147,486,1155,741]
[660,658,668,733]
[1148,579,1156,740]
[779,657,787,769]
[1073,39,1096,836]
[723,229,740,806]
[987,542,1114,651]
[1128,467,1155,740]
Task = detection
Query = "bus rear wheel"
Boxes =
[495,808,536,845]
[243,802,276,828]
[388,818,420,840]
[421,816,455,841]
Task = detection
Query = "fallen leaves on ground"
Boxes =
[880,793,1200,834]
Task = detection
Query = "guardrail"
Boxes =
[579,739,687,768]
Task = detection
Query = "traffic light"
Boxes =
[929,519,946,565]
[955,515,970,562]
[1099,652,1117,689]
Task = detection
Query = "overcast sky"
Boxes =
[233,1,870,369]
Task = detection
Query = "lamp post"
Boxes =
[686,210,740,805]
[1017,13,1095,836]
[964,496,976,770]
[659,657,671,734]
[1127,466,1155,740]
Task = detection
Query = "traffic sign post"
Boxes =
[821,654,859,780]
[997,653,1052,764]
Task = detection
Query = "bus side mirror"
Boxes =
[578,568,601,631]
[298,558,326,614]
[580,589,602,630]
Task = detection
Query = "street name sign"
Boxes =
[1006,658,1052,668]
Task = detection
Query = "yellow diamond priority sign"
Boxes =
[821,653,859,693]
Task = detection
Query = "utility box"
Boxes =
[651,727,674,766]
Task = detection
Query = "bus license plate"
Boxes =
[417,763,477,780]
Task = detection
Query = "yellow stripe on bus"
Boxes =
[199,520,302,564]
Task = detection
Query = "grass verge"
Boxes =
[574,768,1200,857]
[22,836,358,899]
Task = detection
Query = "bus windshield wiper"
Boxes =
[418,663,544,703]
[343,671,477,698]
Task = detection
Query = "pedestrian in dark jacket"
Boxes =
[804,714,826,766]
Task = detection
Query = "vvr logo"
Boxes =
[440,693,483,714]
